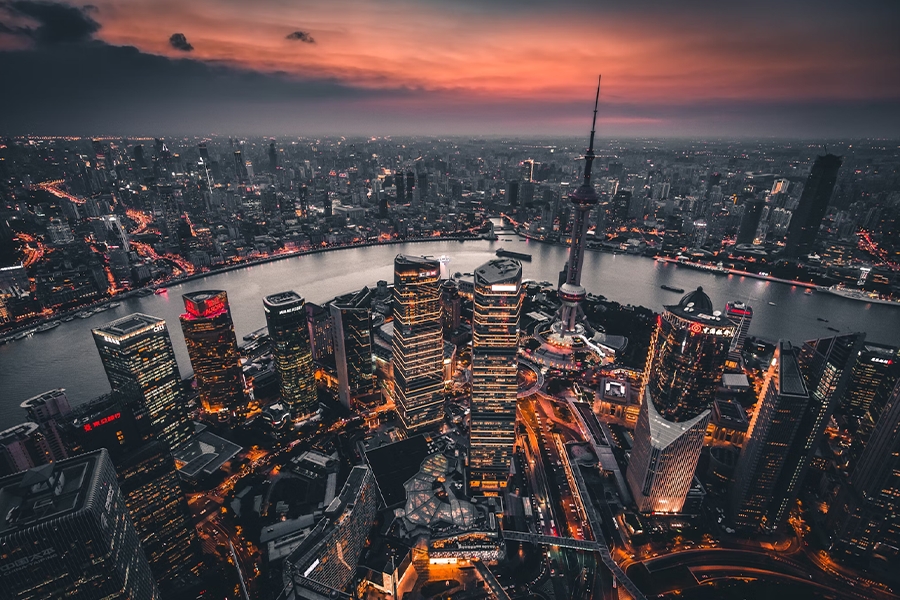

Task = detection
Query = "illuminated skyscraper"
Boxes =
[828,380,900,569]
[264,291,318,417]
[179,291,246,419]
[93,314,192,451]
[725,301,753,355]
[784,154,842,258]
[330,288,376,409]
[391,255,444,432]
[626,389,709,514]
[645,288,736,421]
[839,342,899,419]
[468,258,523,493]
[730,341,809,530]
[439,280,462,335]
[0,449,160,600]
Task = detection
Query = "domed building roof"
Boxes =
[678,286,714,314]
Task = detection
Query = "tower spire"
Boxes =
[584,74,601,185]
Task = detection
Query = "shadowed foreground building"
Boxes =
[180,291,246,419]
[468,258,523,493]
[330,287,376,409]
[730,341,809,531]
[92,313,192,451]
[283,466,378,599]
[391,255,444,432]
[0,449,159,600]
[264,291,318,417]
[784,153,843,258]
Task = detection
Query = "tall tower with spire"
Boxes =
[558,76,601,333]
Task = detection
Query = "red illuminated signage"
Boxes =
[83,412,121,432]
[689,322,703,334]
[186,295,226,318]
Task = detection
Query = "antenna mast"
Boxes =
[584,75,601,184]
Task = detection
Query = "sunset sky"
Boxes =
[1,0,899,137]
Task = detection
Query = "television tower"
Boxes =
[558,75,601,333]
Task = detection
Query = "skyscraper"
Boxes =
[736,198,764,245]
[264,291,318,417]
[180,291,246,420]
[725,301,753,355]
[283,466,378,597]
[839,342,899,419]
[330,288,376,409]
[828,380,900,569]
[19,389,71,463]
[0,423,53,477]
[391,255,444,432]
[93,313,192,451]
[439,280,462,335]
[645,288,737,421]
[784,154,842,258]
[730,341,810,530]
[0,449,160,600]
[468,258,523,493]
[626,389,710,514]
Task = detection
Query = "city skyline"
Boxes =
[0,1,899,136]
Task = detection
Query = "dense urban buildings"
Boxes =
[179,290,246,419]
[263,291,318,417]
[0,449,160,600]
[92,313,192,451]
[468,258,523,493]
[390,255,445,432]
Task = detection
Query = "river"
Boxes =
[1,237,897,429]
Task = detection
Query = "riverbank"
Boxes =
[0,233,475,343]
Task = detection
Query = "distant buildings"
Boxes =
[468,258,523,493]
[391,255,444,432]
[264,291,318,417]
[0,449,160,600]
[784,154,842,258]
[179,291,246,419]
[92,313,192,451]
[330,288,376,409]
[730,341,809,530]
[283,466,378,598]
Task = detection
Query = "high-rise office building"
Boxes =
[19,389,71,463]
[730,341,810,530]
[468,258,523,493]
[264,291,318,417]
[439,279,461,335]
[391,255,445,432]
[117,440,203,587]
[506,180,520,207]
[626,389,710,514]
[839,342,899,419]
[828,380,900,569]
[0,449,160,600]
[179,291,246,419]
[784,154,842,258]
[283,466,378,597]
[93,314,192,451]
[725,301,753,355]
[0,423,53,477]
[645,288,736,421]
[330,288,376,409]
[736,198,764,245]
[306,302,335,362]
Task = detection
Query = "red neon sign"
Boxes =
[83,412,121,432]
[689,322,703,334]
[185,295,226,318]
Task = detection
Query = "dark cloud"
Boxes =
[285,30,314,43]
[3,0,100,44]
[168,32,193,51]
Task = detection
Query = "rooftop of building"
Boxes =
[92,312,165,339]
[0,421,40,442]
[646,390,710,448]
[263,290,304,308]
[182,290,226,303]
[474,258,522,286]
[778,342,809,397]
[712,398,749,430]
[364,434,434,507]
[173,429,242,479]
[19,388,68,410]
[395,254,440,271]
[666,286,732,326]
[721,373,751,390]
[0,450,104,536]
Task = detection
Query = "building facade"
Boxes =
[730,341,810,530]
[19,389,71,463]
[391,255,445,432]
[784,154,842,258]
[330,287,376,409]
[264,291,318,417]
[468,258,523,493]
[725,301,753,355]
[0,450,160,600]
[92,313,192,451]
[179,291,246,419]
